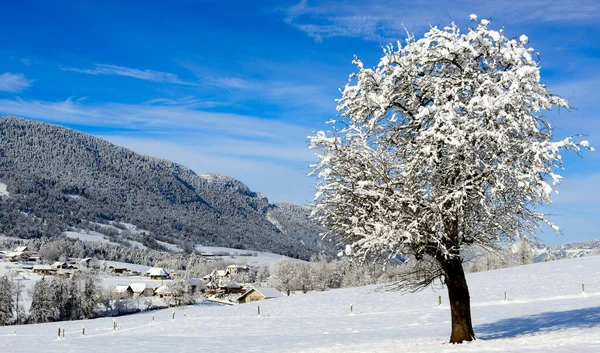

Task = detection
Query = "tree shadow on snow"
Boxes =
[476,306,600,340]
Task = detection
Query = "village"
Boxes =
[0,244,284,314]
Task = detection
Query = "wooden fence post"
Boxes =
[62,328,65,338]
[582,284,585,293]
[257,306,261,316]
[504,292,507,301]
[172,310,175,320]
[350,304,353,314]
[57,326,61,339]
[438,296,442,306]
[82,327,85,336]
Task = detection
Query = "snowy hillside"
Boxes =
[2,255,600,352]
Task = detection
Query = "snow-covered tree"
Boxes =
[29,278,57,323]
[269,258,299,296]
[309,16,592,343]
[0,276,14,325]
[7,271,26,325]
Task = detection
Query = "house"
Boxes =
[155,285,172,299]
[188,278,205,293]
[129,282,155,297]
[79,257,92,267]
[114,285,134,298]
[109,265,129,274]
[51,261,69,269]
[145,267,169,280]
[218,282,243,295]
[226,265,249,276]
[32,265,57,276]
[237,288,283,304]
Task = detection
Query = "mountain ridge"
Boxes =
[0,116,335,260]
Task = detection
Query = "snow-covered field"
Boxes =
[64,231,112,244]
[2,255,600,352]
[195,245,304,266]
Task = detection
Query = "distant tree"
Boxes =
[0,276,14,325]
[7,270,26,324]
[269,258,299,296]
[309,16,591,343]
[516,241,534,265]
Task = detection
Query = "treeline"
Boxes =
[0,116,337,260]
[0,272,99,325]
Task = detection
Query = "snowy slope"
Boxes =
[2,255,600,352]
[195,245,305,266]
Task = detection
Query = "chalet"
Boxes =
[145,267,169,280]
[51,261,69,269]
[218,282,243,295]
[32,265,57,276]
[226,265,250,276]
[109,265,129,274]
[155,285,172,299]
[129,283,155,297]
[237,288,283,304]
[79,257,92,267]
[114,285,134,298]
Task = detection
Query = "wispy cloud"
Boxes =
[0,96,314,153]
[282,0,600,41]
[0,73,33,92]
[62,64,197,85]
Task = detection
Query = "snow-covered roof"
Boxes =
[253,287,283,299]
[146,267,169,276]
[129,282,148,293]
[32,265,54,271]
[189,278,204,286]
[51,261,66,267]
[115,285,131,293]
[216,270,227,276]
[14,246,27,253]
[155,285,172,294]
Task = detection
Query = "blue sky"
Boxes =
[0,0,599,244]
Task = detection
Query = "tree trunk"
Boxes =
[442,256,475,343]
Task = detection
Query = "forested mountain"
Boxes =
[0,116,335,260]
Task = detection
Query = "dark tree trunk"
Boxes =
[442,256,475,343]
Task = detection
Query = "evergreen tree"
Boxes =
[28,278,57,323]
[0,276,14,325]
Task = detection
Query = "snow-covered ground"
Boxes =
[195,245,304,266]
[2,255,600,352]
[64,231,111,244]
[0,182,9,197]
[156,240,183,252]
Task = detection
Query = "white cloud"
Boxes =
[0,73,32,92]
[283,0,600,41]
[63,64,196,85]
